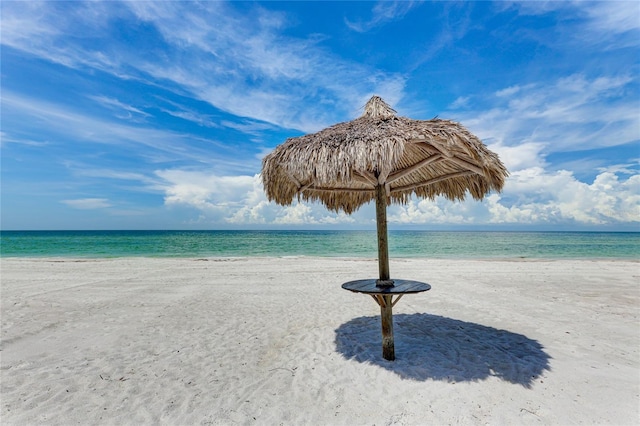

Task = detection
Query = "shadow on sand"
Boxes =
[335,313,551,387]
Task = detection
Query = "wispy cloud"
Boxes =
[220,120,278,137]
[506,0,640,49]
[1,1,132,74]
[61,198,112,209]
[582,1,640,35]
[451,74,639,163]
[511,0,640,33]
[88,95,151,121]
[0,132,49,147]
[449,96,471,110]
[156,98,220,128]
[68,166,161,186]
[2,91,247,172]
[2,1,406,133]
[344,0,422,33]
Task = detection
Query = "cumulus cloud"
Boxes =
[388,166,639,227]
[155,170,259,215]
[487,141,547,172]
[272,203,316,225]
[499,167,640,225]
[153,170,359,226]
[387,196,476,225]
[152,164,638,228]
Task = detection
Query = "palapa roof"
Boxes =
[261,96,508,214]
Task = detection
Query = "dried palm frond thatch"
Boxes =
[262,96,508,214]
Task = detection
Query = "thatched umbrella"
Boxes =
[262,96,508,358]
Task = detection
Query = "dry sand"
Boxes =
[1,257,638,425]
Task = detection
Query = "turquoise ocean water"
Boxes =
[1,231,638,259]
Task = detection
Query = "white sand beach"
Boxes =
[1,257,638,425]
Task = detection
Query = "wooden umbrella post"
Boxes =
[375,183,395,360]
[379,294,395,360]
[375,184,392,285]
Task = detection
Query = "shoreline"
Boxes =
[2,254,639,261]
[2,257,638,425]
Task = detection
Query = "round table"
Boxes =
[341,279,431,361]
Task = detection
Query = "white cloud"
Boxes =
[505,0,640,49]
[345,1,421,33]
[227,200,273,225]
[61,198,112,209]
[455,73,639,156]
[488,167,640,225]
[487,141,547,172]
[388,199,471,225]
[155,97,221,128]
[87,95,151,121]
[155,170,258,214]
[2,91,248,173]
[384,160,640,227]
[519,0,640,35]
[495,85,522,98]
[1,1,406,133]
[487,168,640,225]
[449,96,470,109]
[0,131,49,147]
[70,167,161,186]
[151,165,639,228]
[318,211,358,225]
[153,170,360,226]
[273,203,316,225]
[1,1,129,73]
[583,1,640,36]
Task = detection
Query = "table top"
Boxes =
[341,279,431,295]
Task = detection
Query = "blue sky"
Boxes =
[2,1,638,230]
